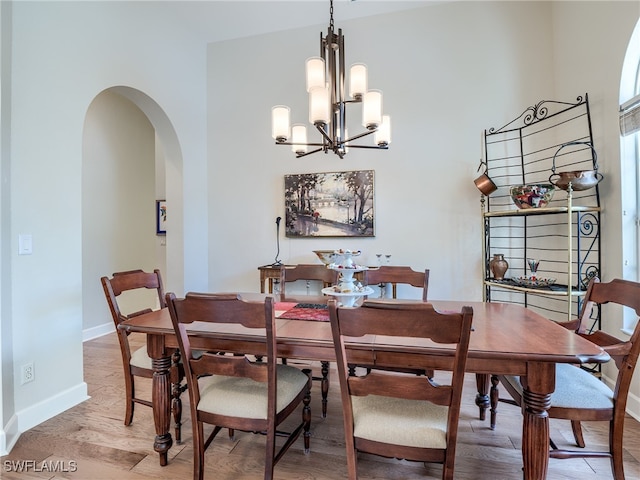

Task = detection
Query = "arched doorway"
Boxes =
[81,86,184,337]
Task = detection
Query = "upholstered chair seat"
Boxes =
[197,365,311,419]
[129,346,153,370]
[351,394,449,449]
[501,363,614,412]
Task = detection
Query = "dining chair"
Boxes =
[280,263,338,417]
[166,292,312,480]
[497,277,640,480]
[329,299,473,480]
[361,266,432,377]
[279,263,338,298]
[363,265,429,301]
[100,269,186,443]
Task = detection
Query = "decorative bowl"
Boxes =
[512,277,556,288]
[549,170,603,191]
[510,184,555,209]
[313,250,337,265]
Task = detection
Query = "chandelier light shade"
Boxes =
[375,115,391,147]
[306,57,326,91]
[271,106,291,143]
[309,86,331,125]
[349,63,368,100]
[362,89,382,130]
[271,0,391,158]
[291,124,308,155]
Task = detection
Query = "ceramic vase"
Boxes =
[490,254,509,280]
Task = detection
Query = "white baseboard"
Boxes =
[0,414,19,456]
[1,382,89,456]
[16,382,90,434]
[82,322,114,342]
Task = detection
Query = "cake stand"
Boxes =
[322,252,372,306]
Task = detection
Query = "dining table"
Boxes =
[118,293,609,480]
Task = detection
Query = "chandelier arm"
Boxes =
[344,129,376,143]
[275,142,329,147]
[295,147,325,158]
[315,123,335,146]
[346,145,389,150]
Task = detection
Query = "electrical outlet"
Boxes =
[21,362,34,384]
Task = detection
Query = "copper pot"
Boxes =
[474,173,497,196]
[549,141,603,191]
[549,170,603,191]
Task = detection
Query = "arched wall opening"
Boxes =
[81,86,184,337]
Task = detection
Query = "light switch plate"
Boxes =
[18,234,33,255]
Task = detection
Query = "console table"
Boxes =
[257,264,294,293]
[258,264,387,295]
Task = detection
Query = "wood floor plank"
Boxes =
[1,333,639,479]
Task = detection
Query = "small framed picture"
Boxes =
[156,200,167,235]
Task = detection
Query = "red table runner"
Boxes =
[275,302,329,322]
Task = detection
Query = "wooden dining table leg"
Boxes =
[475,373,490,420]
[321,361,329,418]
[520,362,554,480]
[147,334,173,466]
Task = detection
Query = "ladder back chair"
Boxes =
[329,299,473,480]
[280,263,338,417]
[364,266,430,301]
[497,277,640,480]
[166,292,312,480]
[279,263,338,298]
[100,269,186,443]
[362,266,431,377]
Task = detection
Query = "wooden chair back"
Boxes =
[498,277,640,480]
[101,268,166,368]
[167,293,274,386]
[280,264,338,297]
[329,299,473,480]
[364,266,429,301]
[575,277,640,421]
[166,292,312,480]
[100,269,185,442]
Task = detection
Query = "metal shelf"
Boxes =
[484,280,588,296]
[481,93,601,324]
[484,205,600,218]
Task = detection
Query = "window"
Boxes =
[620,18,640,334]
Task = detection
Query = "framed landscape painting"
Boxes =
[284,170,375,237]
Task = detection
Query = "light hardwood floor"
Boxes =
[2,332,640,479]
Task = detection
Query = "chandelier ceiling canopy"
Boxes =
[271,0,391,159]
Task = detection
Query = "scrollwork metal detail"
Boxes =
[488,95,584,134]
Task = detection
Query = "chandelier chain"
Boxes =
[329,0,334,30]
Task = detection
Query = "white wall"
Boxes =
[1,1,208,453]
[0,0,14,447]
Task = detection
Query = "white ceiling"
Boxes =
[156,0,438,43]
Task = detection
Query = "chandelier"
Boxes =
[271,0,391,159]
